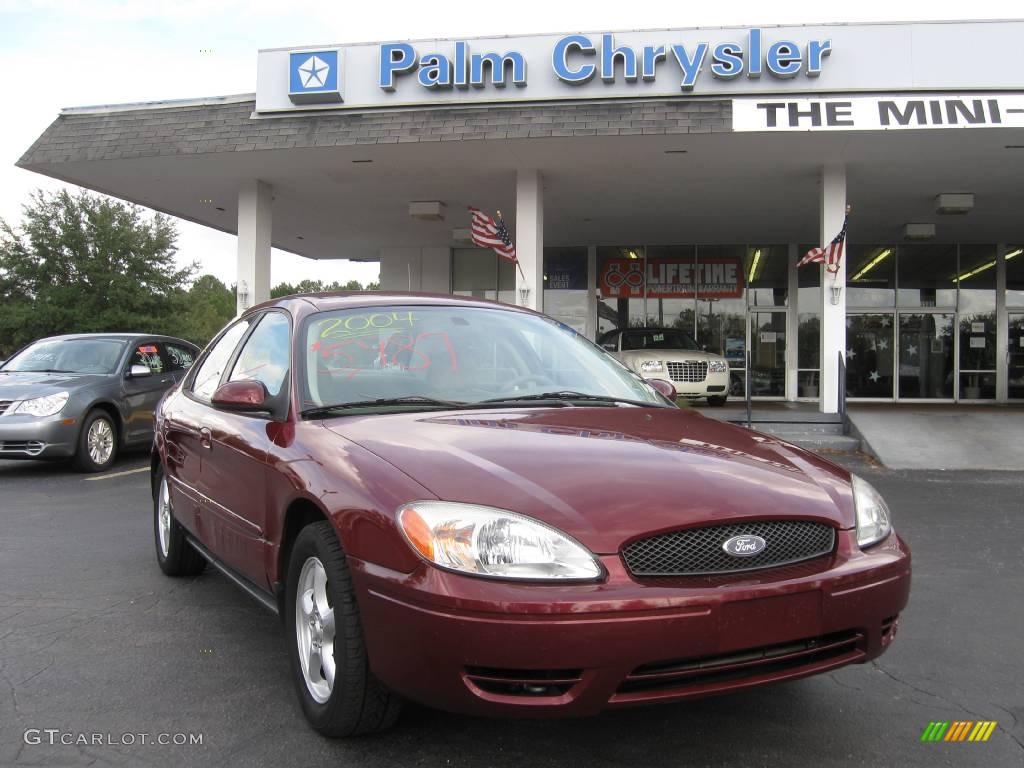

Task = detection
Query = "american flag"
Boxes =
[798,215,849,271]
[468,206,517,263]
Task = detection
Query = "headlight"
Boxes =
[639,360,664,373]
[12,391,70,417]
[708,360,729,373]
[398,501,603,581]
[851,474,892,548]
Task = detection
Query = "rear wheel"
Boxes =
[153,466,206,577]
[285,521,402,737]
[71,410,118,472]
[707,395,728,407]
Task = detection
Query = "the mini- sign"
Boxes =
[971,322,986,334]
[970,336,986,348]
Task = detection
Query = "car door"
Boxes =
[121,340,173,446]
[196,311,291,587]
[163,320,251,537]
[160,340,199,385]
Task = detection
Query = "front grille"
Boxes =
[0,400,12,415]
[617,631,863,695]
[622,520,835,577]
[666,360,708,383]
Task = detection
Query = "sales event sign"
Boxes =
[732,94,1024,131]
[600,259,744,299]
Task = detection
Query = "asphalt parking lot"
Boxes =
[1,451,1021,768]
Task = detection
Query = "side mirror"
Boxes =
[648,378,678,402]
[128,364,152,378]
[211,380,269,412]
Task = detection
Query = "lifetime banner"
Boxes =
[599,258,745,299]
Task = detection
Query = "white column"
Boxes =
[786,243,799,401]
[819,165,846,414]
[236,180,272,315]
[515,169,544,311]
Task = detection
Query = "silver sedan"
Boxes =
[0,333,198,471]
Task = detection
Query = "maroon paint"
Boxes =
[154,292,911,717]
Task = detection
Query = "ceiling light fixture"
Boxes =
[850,248,892,282]
[748,249,762,283]
[1005,248,1023,260]
[935,193,974,215]
[953,260,996,283]
[409,201,445,221]
[902,223,936,240]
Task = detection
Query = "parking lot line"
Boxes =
[86,466,149,481]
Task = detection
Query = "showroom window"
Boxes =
[452,248,516,305]
[957,244,997,400]
[846,244,896,307]
[543,247,589,336]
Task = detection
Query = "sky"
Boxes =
[0,0,1018,289]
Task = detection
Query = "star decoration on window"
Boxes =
[908,344,918,356]
[846,349,856,359]
[298,55,330,88]
[868,370,881,382]
[880,316,891,327]
[878,338,888,351]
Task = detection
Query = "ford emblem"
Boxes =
[722,535,767,557]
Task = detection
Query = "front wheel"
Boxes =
[285,521,402,737]
[707,395,728,407]
[72,410,118,472]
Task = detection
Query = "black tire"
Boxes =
[707,395,728,407]
[285,521,402,737]
[153,464,206,577]
[71,409,118,472]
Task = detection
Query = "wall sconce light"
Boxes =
[238,279,250,309]
[518,285,531,305]
[830,284,842,306]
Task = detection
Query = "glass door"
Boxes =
[1009,313,1024,400]
[846,313,895,399]
[748,311,786,397]
[897,313,954,399]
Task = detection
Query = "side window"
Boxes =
[228,313,290,397]
[191,321,251,402]
[130,342,165,374]
[163,342,197,372]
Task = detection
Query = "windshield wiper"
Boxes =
[302,396,466,419]
[26,368,74,373]
[479,391,660,407]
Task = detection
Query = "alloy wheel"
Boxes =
[87,418,114,465]
[295,556,336,704]
[157,476,172,558]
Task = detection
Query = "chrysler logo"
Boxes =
[722,534,767,557]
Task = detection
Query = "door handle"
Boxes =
[199,427,213,450]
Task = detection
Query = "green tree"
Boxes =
[174,274,236,346]
[0,189,195,351]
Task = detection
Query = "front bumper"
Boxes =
[0,413,80,459]
[639,369,730,399]
[351,530,910,717]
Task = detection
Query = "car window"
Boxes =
[228,313,290,397]
[129,342,165,374]
[302,306,662,408]
[3,338,126,374]
[163,342,197,372]
[191,320,251,402]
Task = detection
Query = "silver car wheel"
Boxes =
[87,418,114,465]
[295,556,336,704]
[157,476,172,558]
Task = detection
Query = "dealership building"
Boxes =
[17,19,1024,411]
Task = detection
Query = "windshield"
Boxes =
[621,329,700,351]
[2,338,126,374]
[302,306,665,409]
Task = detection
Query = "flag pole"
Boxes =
[497,209,526,280]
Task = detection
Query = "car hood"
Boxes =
[325,406,855,554]
[0,371,108,399]
[618,349,725,363]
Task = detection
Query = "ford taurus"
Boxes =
[151,293,910,737]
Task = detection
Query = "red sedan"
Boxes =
[151,293,910,737]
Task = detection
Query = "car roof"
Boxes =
[244,291,537,317]
[39,333,197,345]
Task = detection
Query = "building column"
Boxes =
[236,180,272,315]
[587,245,598,340]
[819,165,847,414]
[515,169,544,311]
[786,243,799,401]
[996,243,1008,401]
